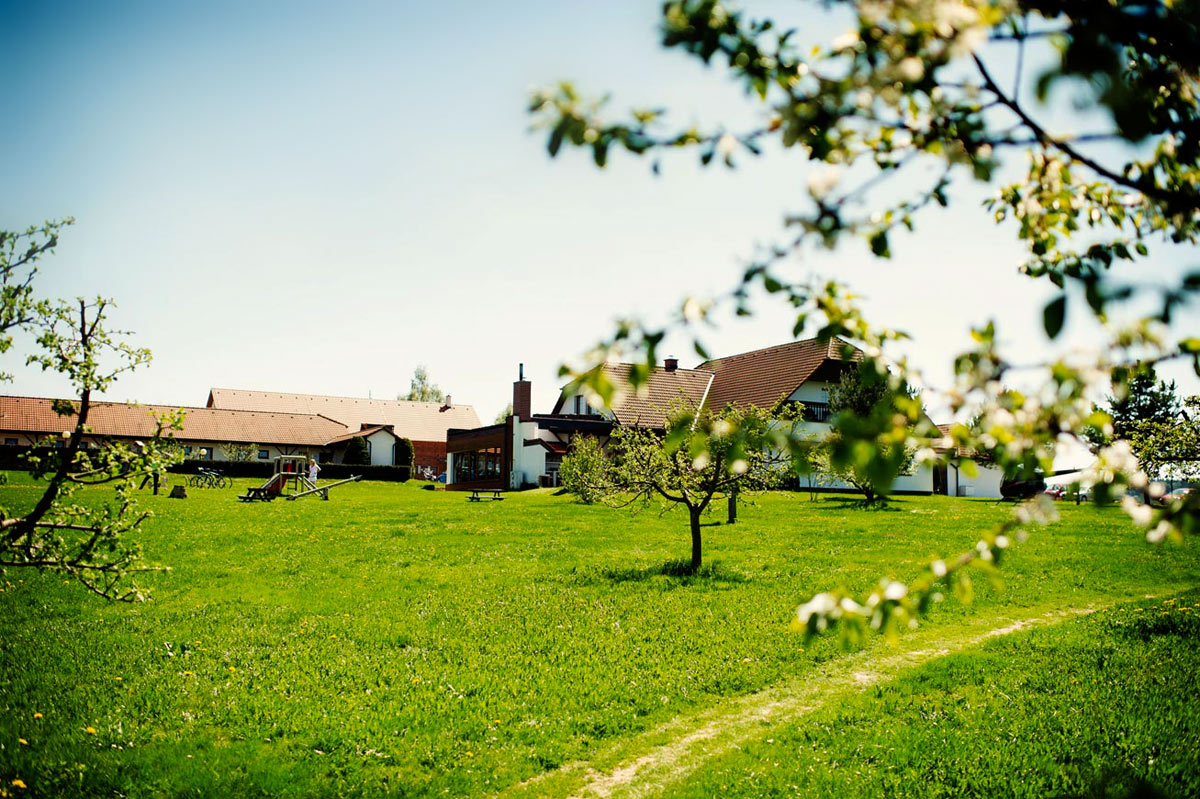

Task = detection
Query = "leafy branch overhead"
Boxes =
[531,0,1198,338]
[532,0,1200,642]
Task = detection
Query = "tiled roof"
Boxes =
[0,396,348,446]
[598,363,714,429]
[935,423,987,459]
[207,388,481,443]
[324,425,394,445]
[699,336,861,410]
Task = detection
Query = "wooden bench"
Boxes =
[467,489,504,502]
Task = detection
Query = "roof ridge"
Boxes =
[603,362,715,375]
[698,336,856,366]
[0,395,349,422]
[210,387,466,409]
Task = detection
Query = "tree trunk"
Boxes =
[727,488,737,524]
[689,506,703,572]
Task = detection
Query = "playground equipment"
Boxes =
[239,456,332,502]
[286,474,362,501]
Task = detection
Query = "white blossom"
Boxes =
[807,166,842,199]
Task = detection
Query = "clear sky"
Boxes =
[2,0,1196,424]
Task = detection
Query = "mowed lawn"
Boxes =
[1,474,1197,797]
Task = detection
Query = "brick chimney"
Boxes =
[664,356,679,373]
[513,363,531,421]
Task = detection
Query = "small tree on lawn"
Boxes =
[223,442,256,462]
[826,361,919,506]
[600,402,794,572]
[558,434,607,504]
[343,436,370,466]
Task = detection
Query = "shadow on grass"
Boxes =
[572,559,750,587]
[807,496,907,512]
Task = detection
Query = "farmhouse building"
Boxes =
[0,389,481,474]
[445,338,1004,497]
[206,388,480,473]
[0,396,346,462]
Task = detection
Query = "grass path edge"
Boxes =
[501,603,1112,799]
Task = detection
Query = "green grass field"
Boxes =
[1,474,1197,798]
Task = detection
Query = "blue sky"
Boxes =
[2,1,1196,422]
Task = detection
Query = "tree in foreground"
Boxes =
[532,1,1200,641]
[1,221,182,600]
[569,402,797,571]
[402,365,445,403]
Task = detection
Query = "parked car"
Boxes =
[1043,486,1065,500]
[1160,487,1194,505]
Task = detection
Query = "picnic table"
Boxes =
[238,486,277,502]
[467,489,504,502]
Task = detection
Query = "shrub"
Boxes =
[343,436,370,466]
[394,436,415,478]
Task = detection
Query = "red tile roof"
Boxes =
[207,388,481,443]
[699,337,861,410]
[0,396,348,446]
[595,363,714,428]
[324,425,394,445]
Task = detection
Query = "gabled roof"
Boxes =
[0,396,348,446]
[698,336,861,410]
[553,363,714,429]
[324,425,395,445]
[207,388,481,443]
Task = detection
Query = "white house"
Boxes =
[447,339,1006,497]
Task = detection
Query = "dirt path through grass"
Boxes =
[503,605,1102,799]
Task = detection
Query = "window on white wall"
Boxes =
[258,449,269,460]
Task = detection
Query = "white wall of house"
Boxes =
[510,419,545,488]
[949,462,1004,498]
[365,429,396,466]
[788,381,832,403]
[808,462,935,494]
[557,391,609,418]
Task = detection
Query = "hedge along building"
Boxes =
[446,338,1006,497]
[206,389,481,473]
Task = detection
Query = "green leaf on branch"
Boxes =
[1043,295,1067,339]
